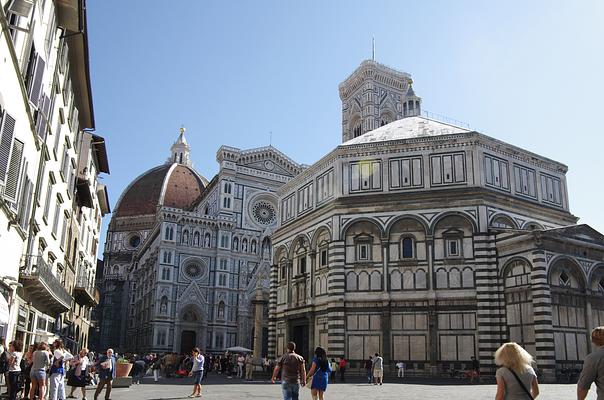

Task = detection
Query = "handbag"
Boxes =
[506,367,534,400]
[305,369,317,389]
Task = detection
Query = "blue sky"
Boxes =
[87,0,604,242]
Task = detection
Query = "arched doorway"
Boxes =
[181,330,196,354]
[176,305,205,355]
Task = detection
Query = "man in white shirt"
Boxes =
[396,361,405,378]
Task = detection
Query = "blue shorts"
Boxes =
[192,370,203,385]
[30,369,46,382]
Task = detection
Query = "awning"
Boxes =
[0,295,8,325]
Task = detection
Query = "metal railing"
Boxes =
[420,110,471,129]
[20,255,72,308]
[75,275,95,293]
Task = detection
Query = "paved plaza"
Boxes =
[102,375,595,400]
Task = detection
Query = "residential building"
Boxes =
[0,0,109,350]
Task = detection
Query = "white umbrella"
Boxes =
[226,346,253,353]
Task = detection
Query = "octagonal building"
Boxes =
[269,60,604,382]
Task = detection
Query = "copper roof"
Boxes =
[114,164,207,217]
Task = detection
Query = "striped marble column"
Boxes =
[268,262,279,358]
[531,250,556,383]
[327,239,346,358]
[473,233,505,373]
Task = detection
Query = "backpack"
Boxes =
[0,351,8,374]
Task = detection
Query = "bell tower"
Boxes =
[338,60,421,142]
[167,126,192,166]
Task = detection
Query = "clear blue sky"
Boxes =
[87,0,604,244]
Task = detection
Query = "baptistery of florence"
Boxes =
[269,59,604,382]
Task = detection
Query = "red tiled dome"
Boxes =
[114,164,208,217]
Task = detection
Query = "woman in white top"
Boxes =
[188,348,204,398]
[494,342,540,400]
[7,340,23,400]
[67,348,90,399]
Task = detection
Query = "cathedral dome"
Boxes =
[114,163,208,217]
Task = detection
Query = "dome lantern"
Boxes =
[167,125,192,166]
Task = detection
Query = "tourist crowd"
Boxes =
[3,327,604,399]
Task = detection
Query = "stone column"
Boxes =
[327,240,346,359]
[531,250,556,383]
[381,239,389,292]
[268,262,278,358]
[473,232,502,376]
[252,288,268,358]
[309,251,317,299]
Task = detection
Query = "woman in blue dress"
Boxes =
[307,346,331,400]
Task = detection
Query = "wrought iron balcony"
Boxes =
[74,275,99,306]
[20,255,72,314]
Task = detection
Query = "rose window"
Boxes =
[252,201,276,225]
[184,263,203,279]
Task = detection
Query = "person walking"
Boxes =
[187,347,204,398]
[329,359,338,383]
[578,326,604,400]
[67,348,90,400]
[372,353,384,385]
[338,357,347,383]
[94,348,116,400]
[151,354,162,383]
[271,342,306,400]
[396,361,405,379]
[6,340,22,400]
[244,354,254,381]
[307,347,331,400]
[469,356,480,383]
[132,357,146,384]
[494,342,539,400]
[21,343,34,399]
[237,354,245,379]
[49,340,67,400]
[364,357,373,384]
[29,342,50,400]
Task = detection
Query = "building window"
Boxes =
[559,272,571,287]
[161,268,170,281]
[165,226,174,241]
[353,123,362,138]
[320,248,328,268]
[401,237,414,259]
[280,262,287,281]
[356,242,370,261]
[218,273,227,287]
[446,238,461,258]
[223,197,231,208]
[219,259,228,271]
[220,234,230,248]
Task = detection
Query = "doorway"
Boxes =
[181,330,196,354]
[292,323,309,361]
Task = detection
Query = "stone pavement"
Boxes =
[99,374,597,400]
